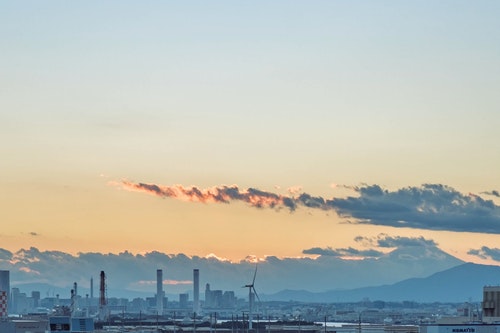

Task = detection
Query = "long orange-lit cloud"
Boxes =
[111,181,500,234]
[113,180,306,210]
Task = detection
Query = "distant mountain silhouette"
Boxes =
[267,263,500,303]
[258,244,463,293]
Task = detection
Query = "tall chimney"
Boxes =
[99,271,107,321]
[99,271,106,307]
[193,269,199,314]
[73,282,78,310]
[90,277,94,300]
[157,269,163,315]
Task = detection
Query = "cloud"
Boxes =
[332,184,500,233]
[303,235,436,259]
[133,279,192,286]
[468,246,500,261]
[355,234,438,248]
[112,180,500,234]
[19,267,41,275]
[482,190,500,198]
[112,180,296,210]
[0,249,13,260]
[302,246,384,258]
[1,246,462,297]
[287,186,303,195]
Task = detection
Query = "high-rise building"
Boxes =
[32,291,41,308]
[193,269,199,314]
[157,269,163,314]
[179,293,188,309]
[0,270,9,316]
[205,283,212,308]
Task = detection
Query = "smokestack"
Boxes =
[73,282,78,311]
[193,269,199,314]
[99,271,106,307]
[70,289,75,317]
[90,277,94,300]
[99,271,107,321]
[157,269,163,315]
[86,294,89,318]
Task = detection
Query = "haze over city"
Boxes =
[1,0,500,298]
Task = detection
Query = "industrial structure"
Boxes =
[157,269,164,314]
[98,270,107,321]
[0,270,10,317]
[481,286,500,321]
[193,268,200,314]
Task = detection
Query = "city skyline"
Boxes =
[1,1,500,267]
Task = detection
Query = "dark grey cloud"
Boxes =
[330,184,500,234]
[116,181,500,234]
[302,246,384,258]
[355,234,438,248]
[482,190,500,198]
[468,246,500,261]
[304,235,438,259]
[0,249,13,260]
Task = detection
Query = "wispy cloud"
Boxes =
[468,246,500,261]
[302,246,384,258]
[133,279,192,286]
[111,180,500,234]
[19,266,41,275]
[303,235,436,259]
[482,190,500,198]
[112,180,295,209]
[355,234,438,248]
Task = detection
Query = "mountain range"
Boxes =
[268,262,500,303]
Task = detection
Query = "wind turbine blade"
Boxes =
[252,286,261,304]
[252,264,258,285]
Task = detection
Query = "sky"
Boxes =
[1,1,500,265]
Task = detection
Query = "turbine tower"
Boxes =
[243,265,261,330]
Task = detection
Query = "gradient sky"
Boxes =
[1,1,500,263]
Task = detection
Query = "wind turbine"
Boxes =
[243,265,261,330]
